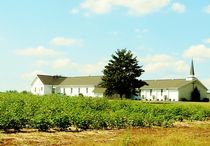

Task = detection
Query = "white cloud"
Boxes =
[81,0,112,14]
[175,60,189,72]
[171,2,186,13]
[205,5,210,14]
[80,0,170,16]
[142,54,188,73]
[184,44,210,59]
[51,58,77,69]
[33,60,49,67]
[50,37,82,46]
[51,58,106,75]
[71,8,80,14]
[21,70,46,80]
[206,38,210,43]
[79,60,107,75]
[32,57,106,75]
[16,46,59,57]
[135,28,149,34]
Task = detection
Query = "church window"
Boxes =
[139,89,141,96]
[161,89,163,96]
[164,95,167,101]
[150,89,152,96]
[52,87,55,94]
[86,88,88,93]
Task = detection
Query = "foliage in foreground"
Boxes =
[0,93,210,132]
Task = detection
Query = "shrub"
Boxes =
[202,98,209,102]
[32,115,53,131]
[0,93,210,132]
[180,98,188,101]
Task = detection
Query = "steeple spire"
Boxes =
[186,59,196,81]
[190,59,195,76]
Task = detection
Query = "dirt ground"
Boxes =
[1,121,210,146]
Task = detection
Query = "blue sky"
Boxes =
[1,0,210,91]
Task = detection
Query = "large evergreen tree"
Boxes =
[101,49,147,99]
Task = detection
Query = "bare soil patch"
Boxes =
[1,121,210,146]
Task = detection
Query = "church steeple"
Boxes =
[186,59,196,81]
[190,59,195,76]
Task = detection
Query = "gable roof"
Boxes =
[37,74,67,85]
[93,87,106,94]
[36,75,102,86]
[141,79,193,89]
[59,76,102,86]
[35,75,207,90]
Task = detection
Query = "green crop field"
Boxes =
[0,93,210,132]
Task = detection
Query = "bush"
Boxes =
[180,98,188,101]
[202,98,209,102]
[0,93,210,132]
[32,114,53,131]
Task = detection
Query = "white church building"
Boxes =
[31,60,208,101]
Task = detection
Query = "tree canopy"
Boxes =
[101,49,147,99]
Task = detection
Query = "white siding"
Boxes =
[168,89,179,101]
[43,85,53,95]
[140,89,179,101]
[60,86,96,97]
[31,77,45,95]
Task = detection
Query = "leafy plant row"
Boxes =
[0,93,210,132]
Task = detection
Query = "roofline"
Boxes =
[195,79,208,90]
[37,74,67,77]
[31,76,39,86]
[140,87,178,90]
[37,74,103,78]
[56,85,96,87]
[143,78,186,81]
[65,75,103,78]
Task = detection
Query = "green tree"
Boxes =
[101,49,147,99]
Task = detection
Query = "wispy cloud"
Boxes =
[32,57,106,75]
[79,60,106,75]
[204,5,210,14]
[50,37,82,46]
[21,70,46,80]
[70,8,80,14]
[171,2,186,13]
[79,0,170,16]
[16,46,59,57]
[51,58,77,69]
[183,44,210,60]
[206,38,210,43]
[142,54,188,73]
[33,60,49,67]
